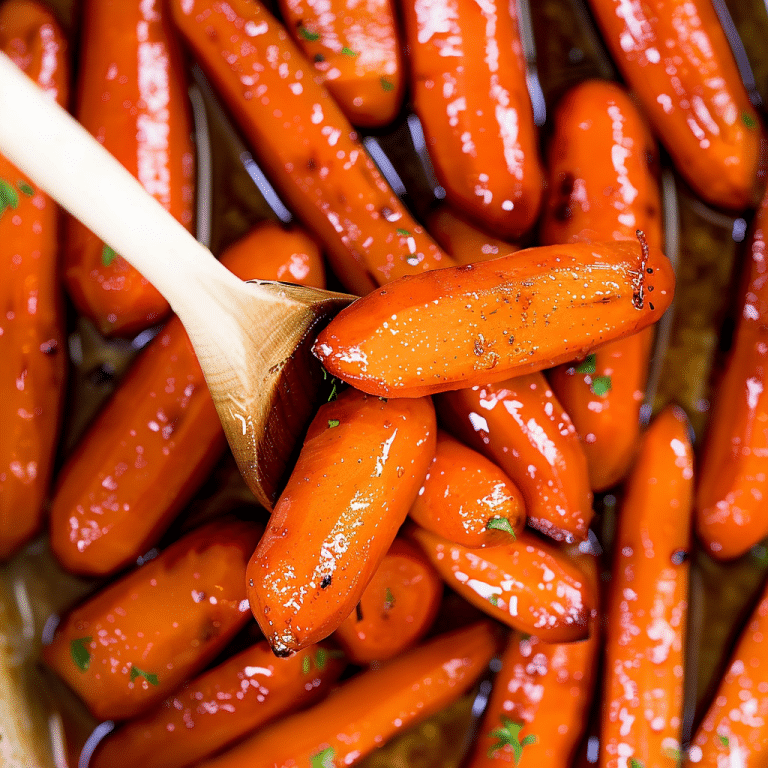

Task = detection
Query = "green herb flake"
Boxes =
[302,654,312,674]
[130,666,159,686]
[380,77,394,92]
[663,746,683,760]
[101,244,117,267]
[396,228,411,236]
[17,181,34,196]
[487,717,537,764]
[489,594,499,607]
[314,647,327,670]
[575,354,596,374]
[299,25,321,41]
[718,733,730,748]
[742,111,757,129]
[341,46,358,57]
[310,746,335,768]
[328,418,340,428]
[0,177,20,216]
[384,587,395,610]
[629,759,644,768]
[70,637,92,672]
[591,375,612,397]
[487,516,516,537]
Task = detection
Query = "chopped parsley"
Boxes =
[341,46,358,57]
[384,587,395,610]
[328,418,340,428]
[298,25,321,41]
[70,637,92,672]
[321,367,340,401]
[101,244,117,266]
[629,759,644,768]
[130,666,159,686]
[742,111,757,129]
[590,375,612,397]
[396,228,411,236]
[487,717,536,764]
[663,746,683,760]
[310,746,335,768]
[0,177,20,217]
[379,77,394,92]
[17,181,34,196]
[575,354,596,374]
[718,734,730,747]
[302,654,312,674]
[487,516,515,537]
[489,594,499,607]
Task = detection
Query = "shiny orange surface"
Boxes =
[247,388,436,655]
[170,0,456,296]
[0,1,68,560]
[43,519,262,722]
[64,0,195,336]
[599,406,694,766]
[401,0,544,238]
[587,0,766,210]
[408,430,525,548]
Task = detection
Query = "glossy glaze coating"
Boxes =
[401,0,544,238]
[0,0,67,560]
[64,0,195,336]
[247,388,436,655]
[50,223,326,576]
[313,239,675,397]
[194,623,499,768]
[685,592,768,765]
[409,524,594,642]
[43,519,262,722]
[91,640,346,768]
[466,556,599,766]
[170,0,456,296]
[696,191,768,560]
[543,80,661,491]
[427,205,521,265]
[409,430,525,547]
[278,0,404,126]
[333,538,442,664]
[436,373,592,542]
[599,406,694,767]
[586,0,766,210]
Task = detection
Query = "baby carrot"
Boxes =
[277,0,404,126]
[64,0,195,336]
[436,373,593,543]
[49,222,326,576]
[91,640,346,768]
[313,238,675,397]
[169,0,456,296]
[542,79,662,491]
[696,190,768,560]
[43,518,262,721]
[599,405,694,767]
[408,430,525,548]
[0,0,68,560]
[586,0,766,211]
[247,387,436,656]
[408,524,595,642]
[400,0,544,239]
[467,555,600,766]
[685,592,768,765]
[193,622,500,768]
[333,538,442,664]
[426,205,521,265]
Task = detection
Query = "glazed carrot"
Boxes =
[169,0,456,296]
[0,0,67,560]
[43,519,262,722]
[313,238,675,397]
[436,374,592,542]
[194,622,499,768]
[247,387,436,656]
[599,405,694,767]
[49,222,326,576]
[400,0,544,239]
[408,430,525,548]
[277,0,404,127]
[333,538,442,664]
[696,190,768,560]
[542,80,662,491]
[426,205,521,265]
[685,591,768,765]
[586,0,766,211]
[64,0,195,336]
[467,555,600,766]
[91,640,346,768]
[408,524,595,642]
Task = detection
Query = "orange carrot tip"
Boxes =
[313,239,674,398]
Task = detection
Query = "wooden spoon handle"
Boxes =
[0,51,240,318]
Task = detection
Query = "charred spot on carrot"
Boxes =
[632,229,649,310]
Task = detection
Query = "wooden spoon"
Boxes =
[0,51,355,510]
